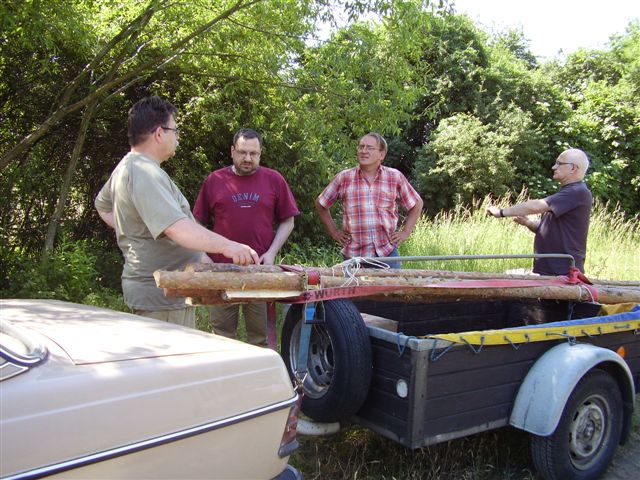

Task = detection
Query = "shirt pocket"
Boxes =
[377,188,396,209]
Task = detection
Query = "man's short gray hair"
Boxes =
[362,132,387,153]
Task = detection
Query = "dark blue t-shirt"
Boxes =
[533,181,592,275]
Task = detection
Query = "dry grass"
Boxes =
[290,424,538,479]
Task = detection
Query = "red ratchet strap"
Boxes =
[428,267,598,301]
[279,265,321,287]
[565,266,594,285]
[277,265,599,303]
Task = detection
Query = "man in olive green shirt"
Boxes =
[95,96,259,328]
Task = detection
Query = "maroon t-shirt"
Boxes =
[193,166,299,263]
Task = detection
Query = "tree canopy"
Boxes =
[1,1,638,294]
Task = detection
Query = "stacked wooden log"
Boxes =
[153,263,640,305]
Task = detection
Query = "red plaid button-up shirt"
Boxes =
[317,165,421,258]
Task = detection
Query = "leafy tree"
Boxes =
[394,11,490,151]
[0,0,329,253]
[546,21,640,214]
[414,112,515,211]
[2,0,639,299]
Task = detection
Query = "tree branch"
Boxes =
[53,2,160,112]
[0,0,264,172]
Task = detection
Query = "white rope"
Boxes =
[578,284,596,302]
[333,257,390,287]
[334,258,361,286]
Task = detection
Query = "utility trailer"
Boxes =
[280,295,639,480]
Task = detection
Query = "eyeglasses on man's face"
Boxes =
[161,126,180,137]
[357,144,379,152]
[554,161,574,167]
[235,149,261,159]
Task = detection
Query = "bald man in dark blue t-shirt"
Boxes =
[487,149,593,275]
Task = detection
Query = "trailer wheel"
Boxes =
[530,369,623,480]
[280,299,372,422]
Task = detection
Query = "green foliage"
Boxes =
[389,10,489,148]
[0,237,124,308]
[413,113,515,212]
[82,290,128,313]
[279,238,342,267]
[491,28,538,68]
[545,22,640,214]
[1,0,639,292]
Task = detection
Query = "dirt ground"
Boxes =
[601,401,640,480]
[602,437,640,479]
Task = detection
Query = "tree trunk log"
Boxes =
[176,263,640,288]
[155,263,640,305]
[153,269,304,291]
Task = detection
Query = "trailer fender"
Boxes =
[509,342,635,436]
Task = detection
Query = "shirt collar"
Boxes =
[357,164,384,179]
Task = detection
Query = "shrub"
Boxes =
[0,237,123,307]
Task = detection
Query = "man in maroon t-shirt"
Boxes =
[487,148,592,275]
[193,129,299,345]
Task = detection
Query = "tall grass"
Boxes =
[401,195,639,280]
[585,201,640,280]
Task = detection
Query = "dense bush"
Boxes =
[0,237,125,311]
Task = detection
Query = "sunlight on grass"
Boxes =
[279,193,638,280]
[401,195,639,280]
[586,201,640,280]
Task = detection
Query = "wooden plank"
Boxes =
[361,313,398,332]
[223,290,302,299]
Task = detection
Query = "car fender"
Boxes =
[509,342,635,436]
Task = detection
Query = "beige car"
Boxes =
[0,299,302,480]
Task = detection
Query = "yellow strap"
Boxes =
[425,320,640,346]
[599,303,639,315]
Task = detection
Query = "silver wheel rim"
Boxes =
[568,393,609,470]
[289,321,334,399]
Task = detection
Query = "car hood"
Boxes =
[1,299,297,480]
[1,299,261,364]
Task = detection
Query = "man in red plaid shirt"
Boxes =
[315,132,423,268]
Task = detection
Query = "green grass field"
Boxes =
[401,197,639,280]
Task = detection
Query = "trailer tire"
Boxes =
[530,369,623,480]
[280,299,372,422]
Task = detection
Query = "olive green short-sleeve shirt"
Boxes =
[95,152,201,310]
